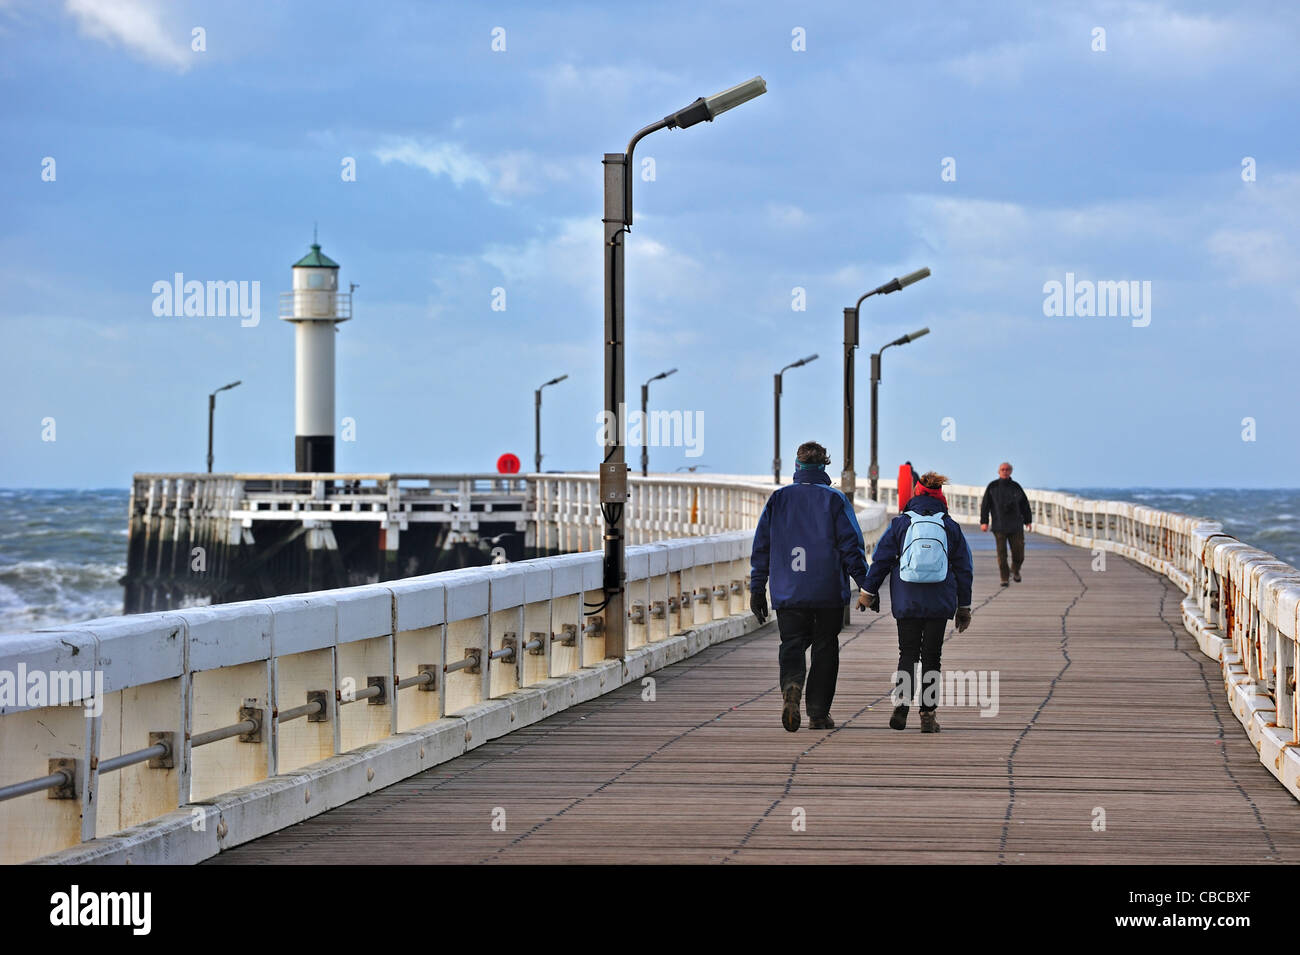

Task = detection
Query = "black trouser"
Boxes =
[776,606,842,718]
[895,616,946,712]
[994,530,1025,582]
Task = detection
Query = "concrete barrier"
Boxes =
[1,477,888,864]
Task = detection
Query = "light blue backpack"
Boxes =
[899,511,949,583]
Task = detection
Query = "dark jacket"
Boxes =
[750,467,869,609]
[980,478,1032,533]
[862,493,973,620]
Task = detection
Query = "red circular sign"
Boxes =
[497,453,521,474]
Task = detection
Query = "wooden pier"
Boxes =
[207,535,1300,865]
[121,472,771,614]
[122,473,536,613]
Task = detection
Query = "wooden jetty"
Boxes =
[207,536,1300,865]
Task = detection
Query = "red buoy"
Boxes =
[497,453,521,474]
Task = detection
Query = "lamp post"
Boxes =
[207,380,242,473]
[640,368,677,476]
[601,76,766,659]
[841,267,931,499]
[773,354,818,484]
[869,328,930,500]
[534,374,568,473]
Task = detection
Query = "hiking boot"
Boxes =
[920,710,941,734]
[1013,571,1022,582]
[781,684,802,732]
[889,705,909,731]
[809,715,835,730]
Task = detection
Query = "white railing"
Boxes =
[531,473,776,551]
[0,475,888,864]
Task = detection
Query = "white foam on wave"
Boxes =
[0,558,126,634]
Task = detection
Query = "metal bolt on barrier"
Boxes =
[277,698,325,724]
[0,760,79,803]
[191,703,263,748]
[307,688,331,716]
[446,649,482,676]
[392,665,438,692]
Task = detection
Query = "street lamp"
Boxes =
[869,328,930,500]
[841,267,931,498]
[534,374,568,473]
[640,368,677,476]
[600,75,766,658]
[207,380,242,473]
[773,354,818,484]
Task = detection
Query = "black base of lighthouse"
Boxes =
[295,435,334,473]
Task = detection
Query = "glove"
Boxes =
[954,606,972,632]
[857,591,880,613]
[750,590,768,624]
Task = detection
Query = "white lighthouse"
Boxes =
[280,238,351,472]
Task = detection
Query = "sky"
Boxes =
[1,0,1297,490]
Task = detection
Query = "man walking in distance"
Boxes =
[750,441,869,732]
[980,461,1033,587]
[859,472,974,733]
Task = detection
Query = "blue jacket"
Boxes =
[750,467,869,609]
[862,492,974,619]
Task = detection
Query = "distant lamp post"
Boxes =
[869,328,930,500]
[601,75,767,659]
[207,380,242,473]
[841,267,931,498]
[773,354,818,484]
[534,374,568,473]
[640,368,678,476]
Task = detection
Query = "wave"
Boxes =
[0,559,125,633]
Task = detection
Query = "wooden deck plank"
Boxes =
[207,537,1299,865]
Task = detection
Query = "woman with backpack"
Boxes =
[857,471,974,733]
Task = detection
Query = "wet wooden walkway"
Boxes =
[209,535,1300,864]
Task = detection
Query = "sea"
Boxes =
[2,486,1299,635]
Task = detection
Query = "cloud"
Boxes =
[1206,229,1293,285]
[766,203,810,229]
[940,2,1297,88]
[899,170,1300,316]
[373,137,584,202]
[535,62,681,107]
[64,0,192,70]
[373,139,493,190]
[944,42,1033,87]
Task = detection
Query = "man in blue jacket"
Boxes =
[861,471,974,734]
[750,441,869,732]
